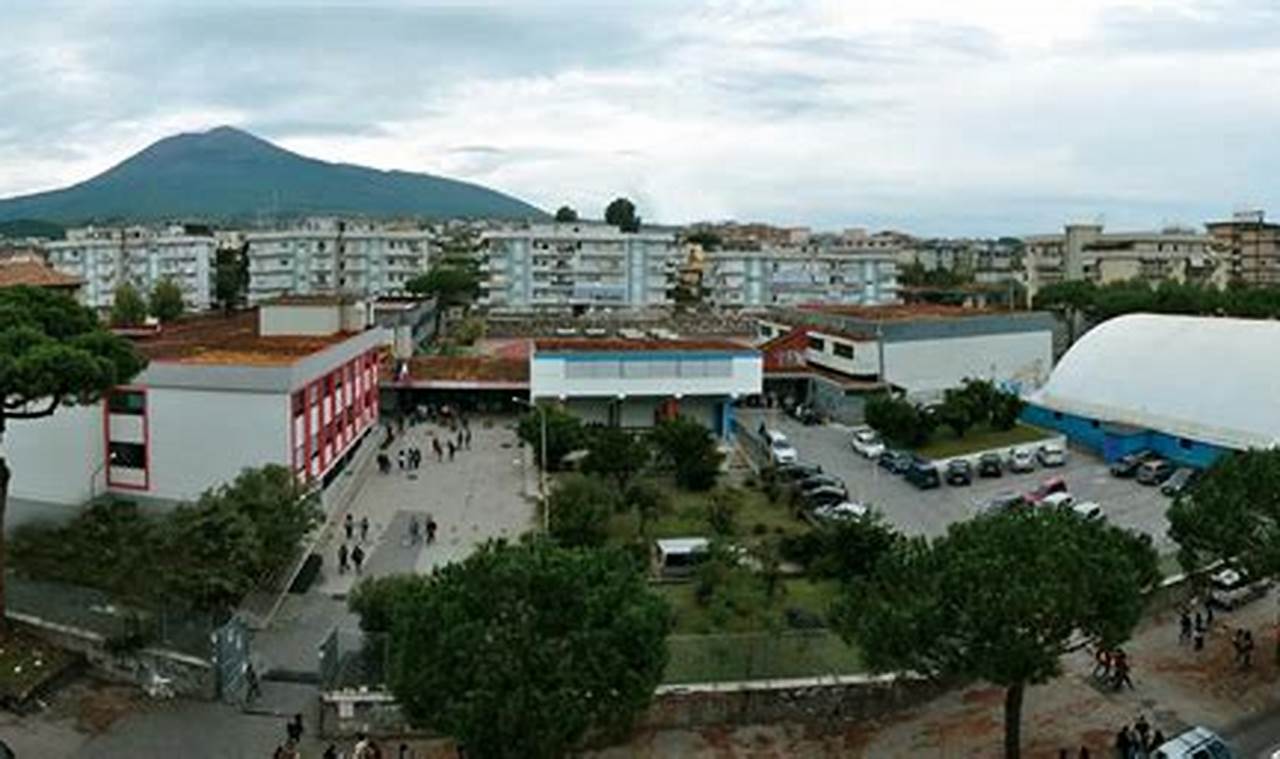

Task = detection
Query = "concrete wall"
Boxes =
[145,388,290,502]
[259,303,343,336]
[884,330,1051,397]
[7,403,103,508]
[531,353,762,400]
[805,332,879,377]
[809,379,869,425]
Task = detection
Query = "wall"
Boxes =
[144,388,290,502]
[804,332,879,377]
[1022,405,1230,468]
[809,378,870,425]
[7,403,103,508]
[883,330,1051,396]
[259,303,342,336]
[531,353,762,400]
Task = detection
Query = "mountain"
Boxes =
[0,126,545,223]
[0,219,65,240]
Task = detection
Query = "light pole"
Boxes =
[514,396,548,530]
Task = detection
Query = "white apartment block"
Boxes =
[245,218,435,303]
[43,225,216,311]
[479,222,680,311]
[703,247,899,308]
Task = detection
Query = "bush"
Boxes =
[547,474,617,548]
[649,416,723,491]
[518,405,587,472]
[778,531,824,567]
[706,488,743,536]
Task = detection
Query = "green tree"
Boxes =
[370,539,670,759]
[706,487,743,536]
[0,286,146,632]
[582,426,650,490]
[810,513,900,583]
[864,394,931,447]
[649,416,724,491]
[604,197,641,233]
[214,244,249,315]
[1032,280,1096,343]
[149,278,185,323]
[110,282,148,326]
[196,464,321,579]
[517,404,587,472]
[989,389,1026,430]
[155,498,263,611]
[407,265,479,306]
[938,388,977,438]
[554,205,578,222]
[836,508,1158,759]
[547,474,616,549]
[623,480,669,542]
[1168,450,1280,577]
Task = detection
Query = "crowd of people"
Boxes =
[272,715,414,758]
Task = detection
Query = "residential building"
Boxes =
[43,225,217,311]
[529,338,762,439]
[245,217,435,303]
[1205,209,1280,286]
[900,238,1022,284]
[756,305,1053,423]
[1022,223,1223,300]
[479,222,680,311]
[702,246,899,308]
[7,297,388,524]
[1024,313,1277,467]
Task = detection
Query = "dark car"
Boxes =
[1110,449,1156,478]
[788,403,823,425]
[775,462,823,481]
[986,491,1027,513]
[906,458,941,489]
[798,474,847,496]
[1136,459,1176,486]
[1161,467,1201,497]
[878,449,913,474]
[945,459,973,486]
[1025,475,1069,504]
[803,485,851,508]
[977,452,1003,478]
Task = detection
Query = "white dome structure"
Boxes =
[1031,313,1280,451]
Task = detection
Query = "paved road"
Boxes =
[739,408,1177,551]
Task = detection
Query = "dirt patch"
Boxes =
[76,683,141,734]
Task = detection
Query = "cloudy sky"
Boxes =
[2,0,1279,235]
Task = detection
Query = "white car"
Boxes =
[1009,447,1036,473]
[766,431,798,465]
[850,428,885,459]
[1071,501,1103,520]
[1037,442,1067,467]
[1151,726,1232,758]
[813,501,870,521]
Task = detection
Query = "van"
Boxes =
[1151,726,1233,758]
[655,537,709,577]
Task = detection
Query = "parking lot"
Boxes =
[739,408,1177,553]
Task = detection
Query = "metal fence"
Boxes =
[319,627,390,692]
[664,630,863,685]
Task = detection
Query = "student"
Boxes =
[352,545,366,574]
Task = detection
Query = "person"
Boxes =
[1113,650,1134,690]
[1115,726,1132,758]
[1135,714,1150,746]
[457,430,465,451]
[352,544,366,574]
[323,745,340,759]
[447,440,456,461]
[1149,729,1165,751]
[1179,610,1192,644]
[399,742,411,759]
[344,513,355,541]
[1194,626,1205,651]
[758,421,767,437]
[1234,628,1246,667]
[245,660,261,703]
[433,437,443,462]
[408,515,421,545]
[286,713,304,744]
[360,516,370,542]
[397,449,405,470]
[338,543,349,574]
[1205,600,1215,629]
[1091,648,1111,681]
[464,427,472,449]
[353,732,371,759]
[426,516,437,544]
[1194,611,1204,633]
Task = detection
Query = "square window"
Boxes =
[807,336,826,352]
[108,391,146,415]
[109,442,146,469]
[1053,411,1064,421]
[1179,438,1193,450]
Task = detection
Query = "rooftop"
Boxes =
[795,303,1001,321]
[390,356,529,388]
[130,309,355,366]
[0,260,83,289]
[263,294,361,307]
[533,338,755,354]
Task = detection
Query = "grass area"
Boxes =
[655,577,841,635]
[0,631,79,703]
[913,422,1051,459]
[664,630,863,684]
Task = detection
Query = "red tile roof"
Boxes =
[534,338,755,353]
[0,260,83,289]
[132,309,354,366]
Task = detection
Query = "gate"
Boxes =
[212,616,252,705]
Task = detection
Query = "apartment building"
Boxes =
[702,246,899,308]
[1205,210,1280,286]
[43,225,216,311]
[478,222,680,311]
[1022,223,1223,299]
[900,238,1022,284]
[245,218,435,303]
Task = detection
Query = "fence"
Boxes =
[664,630,863,685]
[320,627,390,693]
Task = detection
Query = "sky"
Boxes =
[2,0,1280,236]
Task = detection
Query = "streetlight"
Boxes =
[513,396,548,530]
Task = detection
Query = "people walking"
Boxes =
[397,449,405,470]
[352,544,366,574]
[1113,650,1134,690]
[1091,648,1111,682]
[286,713,304,744]
[1179,610,1192,644]
[1150,729,1165,752]
[447,440,456,461]
[433,437,443,462]
[464,427,472,450]
[426,516,437,544]
[338,543,350,574]
[345,513,354,541]
[360,516,370,542]
[1134,714,1150,747]
[1115,725,1132,759]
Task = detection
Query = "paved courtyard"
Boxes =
[739,408,1177,553]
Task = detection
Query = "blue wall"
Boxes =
[1022,404,1230,469]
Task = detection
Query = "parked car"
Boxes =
[977,452,1004,478]
[1136,459,1176,486]
[812,500,870,522]
[1025,476,1068,504]
[905,458,941,490]
[985,491,1027,512]
[798,474,847,496]
[1040,492,1076,510]
[766,431,798,466]
[1161,467,1201,497]
[789,403,823,425]
[945,459,973,486]
[775,462,823,481]
[1009,447,1036,473]
[1208,566,1273,611]
[1110,449,1156,477]
[1151,726,1233,759]
[850,428,886,458]
[1037,442,1067,467]
[803,485,851,508]
[879,449,913,474]
[1070,500,1103,520]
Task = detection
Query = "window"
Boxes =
[108,391,145,415]
[833,342,854,359]
[1090,419,1100,429]
[1179,438,1193,450]
[109,442,146,469]
[1053,411,1064,421]
[807,336,826,352]
[292,392,305,417]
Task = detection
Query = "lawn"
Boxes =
[664,630,863,684]
[913,422,1051,460]
[655,577,841,635]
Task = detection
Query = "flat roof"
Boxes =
[0,260,82,289]
[795,304,1001,321]
[263,294,360,306]
[534,338,755,354]
[131,309,355,367]
[391,356,529,387]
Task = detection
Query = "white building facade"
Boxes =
[479,223,681,311]
[703,247,899,308]
[245,218,435,303]
[44,225,216,311]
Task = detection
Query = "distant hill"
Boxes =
[0,126,545,224]
[0,219,65,240]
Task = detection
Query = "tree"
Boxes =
[110,282,148,326]
[581,426,650,490]
[547,474,616,549]
[366,539,671,759]
[864,393,931,447]
[196,464,322,579]
[622,480,669,542]
[705,487,743,536]
[648,416,724,491]
[810,513,900,583]
[0,286,146,632]
[155,498,263,611]
[214,244,249,315]
[938,388,977,438]
[836,508,1158,759]
[554,205,578,222]
[1168,450,1280,578]
[407,265,479,307]
[517,404,587,472]
[149,278,185,323]
[604,197,641,233]
[989,389,1025,430]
